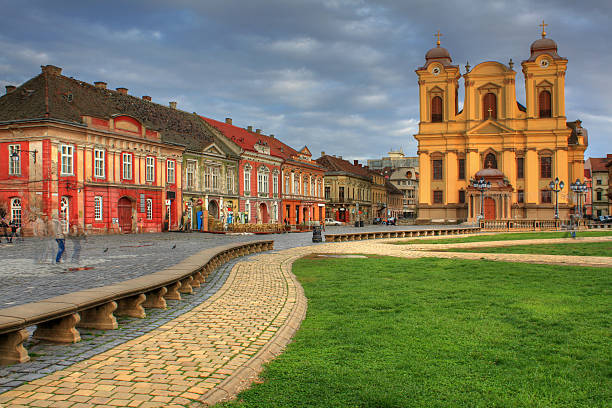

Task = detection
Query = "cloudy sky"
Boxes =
[1,0,610,162]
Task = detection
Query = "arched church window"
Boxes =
[484,153,497,169]
[539,90,551,118]
[431,96,443,122]
[482,93,497,119]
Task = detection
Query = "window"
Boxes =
[94,149,105,179]
[482,92,497,119]
[459,190,465,204]
[517,190,524,203]
[186,161,196,188]
[122,153,132,180]
[257,167,269,194]
[433,190,443,204]
[10,198,21,227]
[294,173,300,195]
[146,198,153,220]
[212,167,220,190]
[226,168,235,194]
[61,145,74,175]
[431,96,443,122]
[541,190,552,203]
[458,158,465,180]
[167,160,175,184]
[146,157,155,182]
[204,166,212,189]
[303,177,307,196]
[339,186,345,201]
[285,177,290,195]
[596,179,602,185]
[325,186,331,199]
[318,180,322,197]
[540,156,552,178]
[94,196,103,221]
[244,166,251,193]
[433,159,443,180]
[517,157,524,179]
[8,145,20,175]
[273,172,279,195]
[596,191,602,201]
[539,90,552,118]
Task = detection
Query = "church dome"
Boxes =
[530,37,558,53]
[425,45,452,66]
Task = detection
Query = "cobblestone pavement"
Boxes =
[2,235,611,407]
[0,224,456,308]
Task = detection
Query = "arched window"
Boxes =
[484,153,498,169]
[539,90,551,118]
[431,96,443,122]
[11,198,21,227]
[482,93,497,119]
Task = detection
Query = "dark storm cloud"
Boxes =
[1,0,610,160]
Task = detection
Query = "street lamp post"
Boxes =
[548,177,565,220]
[471,177,491,221]
[569,179,588,221]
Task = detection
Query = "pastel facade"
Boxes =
[0,66,187,234]
[586,157,611,218]
[414,28,587,222]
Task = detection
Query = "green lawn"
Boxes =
[217,257,612,408]
[393,230,612,245]
[445,241,612,257]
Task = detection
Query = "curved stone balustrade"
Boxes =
[0,240,273,365]
[324,227,480,242]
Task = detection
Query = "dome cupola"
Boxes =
[528,20,561,61]
[425,30,452,66]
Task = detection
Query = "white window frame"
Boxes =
[273,171,279,195]
[258,166,269,194]
[8,145,20,176]
[122,153,133,180]
[186,160,197,189]
[11,197,21,227]
[146,156,155,182]
[285,177,290,195]
[146,198,153,220]
[226,168,235,194]
[212,167,220,191]
[94,149,105,179]
[167,160,175,184]
[293,173,299,195]
[94,196,103,221]
[60,144,74,175]
[244,166,251,194]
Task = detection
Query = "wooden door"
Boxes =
[484,197,496,220]
[118,197,132,232]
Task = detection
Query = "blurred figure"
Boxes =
[52,213,67,264]
[69,224,86,264]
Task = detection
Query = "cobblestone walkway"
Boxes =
[1,235,610,407]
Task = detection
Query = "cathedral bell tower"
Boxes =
[521,20,568,124]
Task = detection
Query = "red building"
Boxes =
[200,117,283,224]
[0,65,197,234]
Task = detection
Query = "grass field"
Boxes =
[217,256,612,408]
[444,241,612,257]
[393,229,612,245]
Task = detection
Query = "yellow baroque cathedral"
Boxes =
[414,26,587,222]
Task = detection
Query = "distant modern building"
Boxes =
[585,157,610,218]
[367,149,418,170]
[369,150,419,219]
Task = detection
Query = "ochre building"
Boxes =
[414,27,587,222]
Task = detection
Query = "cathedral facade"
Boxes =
[414,26,587,222]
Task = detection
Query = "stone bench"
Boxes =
[0,240,273,365]
[324,227,480,243]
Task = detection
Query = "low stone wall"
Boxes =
[324,227,480,242]
[0,240,273,365]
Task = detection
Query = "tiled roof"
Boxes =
[316,155,372,179]
[0,66,218,151]
[589,157,609,173]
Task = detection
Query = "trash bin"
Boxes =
[312,225,323,243]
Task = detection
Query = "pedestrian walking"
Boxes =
[69,224,86,264]
[8,219,18,243]
[52,213,66,264]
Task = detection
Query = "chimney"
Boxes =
[256,129,261,134]
[116,87,128,94]
[247,126,253,132]
[321,151,325,156]
[225,118,232,125]
[354,160,359,166]
[94,81,107,89]
[339,156,342,160]
[41,65,62,76]
[5,85,16,94]
[270,134,274,138]
[142,95,152,101]
[169,101,177,109]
